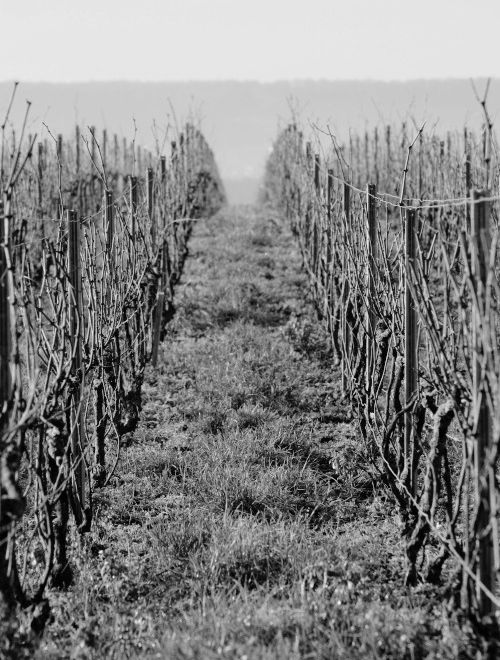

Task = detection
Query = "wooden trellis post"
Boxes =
[57,135,64,217]
[0,201,11,429]
[364,131,369,178]
[305,141,312,173]
[374,127,379,188]
[159,155,172,303]
[122,137,128,185]
[137,146,142,175]
[326,168,333,266]
[418,132,423,201]
[105,190,114,307]
[149,164,163,365]
[404,207,419,494]
[102,129,107,171]
[113,134,119,172]
[129,175,137,241]
[170,141,179,270]
[470,189,495,616]
[284,165,291,221]
[75,126,83,218]
[322,167,333,343]
[313,154,321,281]
[342,182,351,394]
[303,142,312,253]
[75,125,80,174]
[147,167,155,247]
[464,145,472,230]
[314,153,320,191]
[105,190,114,255]
[67,209,85,520]
[365,184,377,399]
[385,125,391,175]
[90,126,96,207]
[92,191,114,478]
[37,142,44,237]
[151,290,164,368]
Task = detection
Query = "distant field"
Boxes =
[223,177,260,204]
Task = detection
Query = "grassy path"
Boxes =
[38,206,471,659]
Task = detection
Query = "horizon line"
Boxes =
[0,76,496,86]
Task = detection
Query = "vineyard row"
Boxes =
[0,96,225,609]
[264,121,500,619]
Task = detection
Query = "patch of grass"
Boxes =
[284,315,333,360]
[197,518,296,591]
[256,254,276,270]
[149,512,212,561]
[199,406,228,435]
[248,231,274,248]
[235,404,270,430]
[229,388,248,410]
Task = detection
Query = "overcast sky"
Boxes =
[0,0,498,82]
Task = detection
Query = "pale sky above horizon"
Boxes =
[0,0,498,82]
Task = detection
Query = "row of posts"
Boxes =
[35,127,196,227]
[346,125,484,194]
[36,127,155,178]
[0,157,175,518]
[64,164,171,511]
